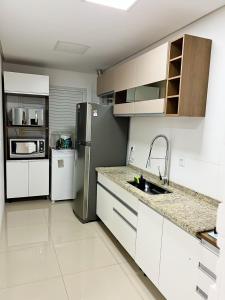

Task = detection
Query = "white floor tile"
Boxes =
[64,265,142,300]
[5,209,46,228]
[120,262,166,300]
[0,245,60,289]
[0,277,68,300]
[50,221,97,245]
[0,200,165,300]
[55,237,117,275]
[47,202,77,223]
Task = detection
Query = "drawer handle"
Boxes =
[199,262,217,281]
[98,182,138,216]
[113,208,137,232]
[196,286,208,299]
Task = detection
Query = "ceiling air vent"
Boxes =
[54,41,90,55]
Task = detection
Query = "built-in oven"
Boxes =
[9,138,46,158]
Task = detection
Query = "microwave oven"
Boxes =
[9,138,45,158]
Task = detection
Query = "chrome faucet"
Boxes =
[146,135,170,185]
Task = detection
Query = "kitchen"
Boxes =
[0,0,225,299]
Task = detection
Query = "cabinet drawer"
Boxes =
[111,207,137,258]
[98,174,138,212]
[113,196,138,229]
[199,242,218,276]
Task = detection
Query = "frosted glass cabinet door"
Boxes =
[6,160,29,198]
[28,160,49,196]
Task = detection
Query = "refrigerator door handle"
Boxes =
[86,103,92,142]
[83,146,91,219]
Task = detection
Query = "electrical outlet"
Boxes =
[179,158,185,168]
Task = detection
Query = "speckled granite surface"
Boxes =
[96,165,219,237]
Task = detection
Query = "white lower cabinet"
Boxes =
[29,160,49,197]
[159,219,199,300]
[6,160,29,198]
[135,202,164,287]
[96,177,138,258]
[96,173,217,300]
[6,160,49,198]
[96,184,113,230]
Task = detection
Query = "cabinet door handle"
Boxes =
[199,262,216,281]
[113,208,137,232]
[196,286,208,299]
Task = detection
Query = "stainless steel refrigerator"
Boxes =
[73,102,129,223]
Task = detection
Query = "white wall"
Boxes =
[3,63,98,102]
[0,54,5,230]
[128,7,225,201]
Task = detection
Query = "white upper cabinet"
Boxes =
[114,59,137,92]
[136,43,169,86]
[97,68,115,96]
[4,71,49,96]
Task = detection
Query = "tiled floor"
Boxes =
[0,200,165,300]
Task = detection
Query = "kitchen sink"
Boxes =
[128,180,172,195]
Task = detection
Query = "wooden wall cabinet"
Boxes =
[165,34,212,116]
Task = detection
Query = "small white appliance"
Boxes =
[51,149,76,201]
[9,138,45,158]
[27,108,44,126]
[12,107,26,125]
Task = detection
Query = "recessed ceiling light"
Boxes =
[84,0,138,11]
[54,41,90,55]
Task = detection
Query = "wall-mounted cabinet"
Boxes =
[4,72,49,96]
[114,80,166,116]
[97,68,115,96]
[165,34,212,116]
[97,42,169,97]
[97,34,212,117]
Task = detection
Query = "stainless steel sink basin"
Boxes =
[128,180,171,195]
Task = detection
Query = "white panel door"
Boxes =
[28,160,49,196]
[135,202,164,287]
[114,59,137,92]
[4,72,49,95]
[96,184,114,230]
[159,219,200,300]
[136,43,169,86]
[6,160,29,198]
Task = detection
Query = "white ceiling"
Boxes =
[0,0,225,73]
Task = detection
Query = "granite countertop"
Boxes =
[96,165,219,238]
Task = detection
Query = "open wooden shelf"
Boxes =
[7,125,48,129]
[166,34,212,117]
[169,55,182,62]
[168,58,182,78]
[167,78,180,97]
[166,97,179,115]
[170,37,183,60]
